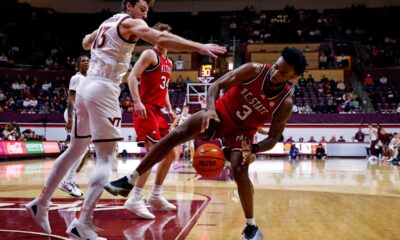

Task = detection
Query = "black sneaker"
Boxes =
[104,176,133,197]
[242,224,264,240]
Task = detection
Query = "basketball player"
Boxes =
[25,0,226,239]
[105,22,179,220]
[171,105,194,161]
[59,55,90,198]
[110,47,307,240]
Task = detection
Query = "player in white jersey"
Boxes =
[25,0,226,239]
[58,55,90,198]
[171,105,194,161]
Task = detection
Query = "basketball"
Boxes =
[193,143,225,177]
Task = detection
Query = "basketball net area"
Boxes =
[186,76,214,108]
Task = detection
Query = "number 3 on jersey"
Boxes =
[236,104,253,120]
[160,76,169,89]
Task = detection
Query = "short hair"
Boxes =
[153,22,172,32]
[281,47,307,76]
[121,0,154,12]
[76,55,89,70]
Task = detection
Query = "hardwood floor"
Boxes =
[0,157,399,239]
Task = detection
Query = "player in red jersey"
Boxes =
[105,23,177,219]
[107,47,307,239]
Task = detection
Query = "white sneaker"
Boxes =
[124,198,155,220]
[59,181,84,198]
[25,198,51,234]
[66,218,106,240]
[147,194,177,211]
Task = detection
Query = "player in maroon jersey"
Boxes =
[110,47,306,239]
[105,23,178,220]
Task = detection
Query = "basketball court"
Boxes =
[0,156,399,239]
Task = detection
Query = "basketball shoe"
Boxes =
[25,198,51,234]
[124,198,155,220]
[242,224,264,240]
[59,181,84,198]
[104,176,133,197]
[66,218,106,240]
[147,194,177,211]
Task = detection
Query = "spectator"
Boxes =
[0,53,8,66]
[289,144,300,160]
[285,136,294,144]
[379,75,388,85]
[397,103,400,113]
[355,127,365,142]
[306,74,315,86]
[298,137,304,142]
[338,136,346,142]
[41,80,51,94]
[336,80,346,91]
[369,124,379,160]
[319,136,327,143]
[363,74,374,90]
[319,52,328,69]
[329,135,337,143]
[308,136,317,142]
[315,143,326,160]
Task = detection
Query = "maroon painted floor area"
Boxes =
[0,198,208,240]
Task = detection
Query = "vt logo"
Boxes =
[108,117,122,127]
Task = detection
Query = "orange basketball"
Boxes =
[193,143,225,177]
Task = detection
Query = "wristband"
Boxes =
[250,144,259,154]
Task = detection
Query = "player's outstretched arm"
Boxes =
[82,29,98,50]
[122,19,226,59]
[251,97,293,154]
[128,49,157,119]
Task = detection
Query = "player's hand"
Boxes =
[168,110,177,121]
[201,109,220,133]
[134,100,147,119]
[65,120,73,133]
[241,141,256,165]
[198,44,227,60]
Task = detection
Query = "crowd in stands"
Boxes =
[363,73,400,113]
[0,122,45,141]
[291,74,362,114]
[0,1,399,68]
[0,74,68,113]
[0,1,400,115]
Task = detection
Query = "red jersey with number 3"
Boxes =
[215,64,292,130]
[139,49,173,108]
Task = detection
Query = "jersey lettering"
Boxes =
[236,105,253,120]
[160,76,169,90]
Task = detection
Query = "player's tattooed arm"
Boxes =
[251,97,293,153]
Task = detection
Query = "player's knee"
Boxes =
[232,166,249,183]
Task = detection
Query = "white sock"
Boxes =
[151,185,163,196]
[79,142,116,225]
[246,218,256,226]
[39,138,91,204]
[132,187,144,200]
[127,171,139,185]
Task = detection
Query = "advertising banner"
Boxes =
[2,141,27,155]
[25,141,45,154]
[0,143,5,156]
[42,142,60,154]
